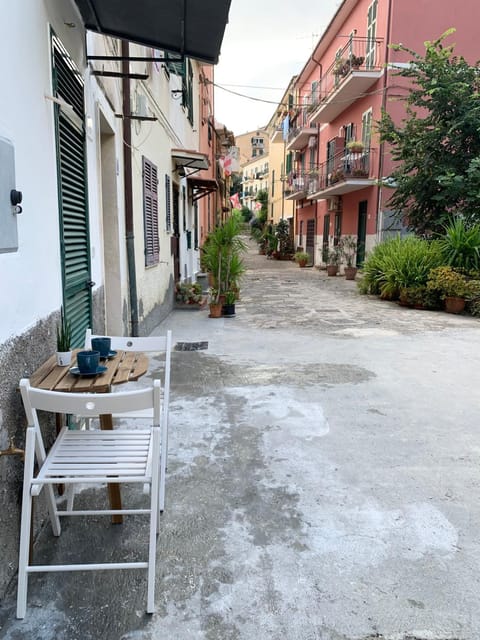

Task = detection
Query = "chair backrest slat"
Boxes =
[20,379,162,424]
[85,329,170,354]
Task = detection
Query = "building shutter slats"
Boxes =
[53,34,92,348]
[143,156,159,266]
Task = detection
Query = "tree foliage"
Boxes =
[378,30,480,236]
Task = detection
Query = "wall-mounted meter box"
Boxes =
[0,136,19,253]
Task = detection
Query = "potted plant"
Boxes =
[56,307,72,366]
[426,266,471,313]
[207,287,222,318]
[222,290,237,317]
[338,235,358,279]
[329,169,344,185]
[346,140,364,154]
[333,57,347,77]
[350,54,364,69]
[326,246,341,276]
[294,251,310,268]
[175,281,203,307]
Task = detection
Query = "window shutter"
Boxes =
[143,157,159,266]
[165,52,184,76]
[165,174,171,231]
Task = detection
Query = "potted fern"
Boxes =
[56,308,72,366]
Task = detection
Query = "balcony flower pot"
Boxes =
[346,140,364,154]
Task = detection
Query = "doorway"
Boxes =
[99,111,122,334]
[357,200,367,265]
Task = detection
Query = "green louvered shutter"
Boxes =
[143,157,160,266]
[52,33,92,347]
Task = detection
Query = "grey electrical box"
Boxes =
[0,136,19,253]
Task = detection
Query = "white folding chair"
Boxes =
[84,329,171,425]
[17,378,165,619]
[84,329,172,512]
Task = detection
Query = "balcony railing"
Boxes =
[306,37,383,121]
[308,147,377,197]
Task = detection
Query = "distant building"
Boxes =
[268,0,479,267]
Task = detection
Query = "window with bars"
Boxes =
[143,157,159,266]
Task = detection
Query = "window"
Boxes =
[366,0,378,69]
[362,109,373,149]
[164,52,184,76]
[311,81,319,106]
[344,123,355,144]
[182,59,194,125]
[143,157,159,266]
[271,169,275,197]
[165,174,171,232]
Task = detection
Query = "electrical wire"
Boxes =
[211,79,398,109]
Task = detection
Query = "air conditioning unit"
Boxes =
[327,196,340,211]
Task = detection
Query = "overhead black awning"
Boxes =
[74,0,232,65]
[187,177,218,202]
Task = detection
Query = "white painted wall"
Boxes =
[0,0,107,342]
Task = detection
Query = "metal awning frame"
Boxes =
[188,178,218,202]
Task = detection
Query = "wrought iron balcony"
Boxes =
[270,123,284,143]
[307,37,383,124]
[308,148,377,200]
[286,120,317,151]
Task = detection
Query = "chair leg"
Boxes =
[17,428,35,619]
[147,431,161,613]
[66,484,75,511]
[158,413,168,516]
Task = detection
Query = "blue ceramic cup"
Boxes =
[91,337,111,359]
[76,350,100,374]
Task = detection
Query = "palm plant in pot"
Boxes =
[339,235,358,279]
[56,307,72,366]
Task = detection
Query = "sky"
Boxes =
[214,0,342,137]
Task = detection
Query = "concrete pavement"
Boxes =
[2,238,480,639]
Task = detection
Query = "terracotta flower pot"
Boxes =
[444,296,465,314]
[326,264,338,276]
[344,266,357,280]
[298,260,307,268]
[208,302,223,318]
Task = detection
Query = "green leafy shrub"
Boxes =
[359,235,443,299]
[466,280,480,316]
[426,266,470,299]
[437,218,480,271]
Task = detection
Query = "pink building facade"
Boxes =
[281,0,479,267]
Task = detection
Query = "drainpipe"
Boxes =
[122,40,139,336]
[375,0,394,238]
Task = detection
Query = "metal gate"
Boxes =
[305,218,315,265]
[52,34,92,347]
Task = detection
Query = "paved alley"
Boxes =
[2,238,480,640]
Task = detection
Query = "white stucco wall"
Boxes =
[0,0,104,342]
